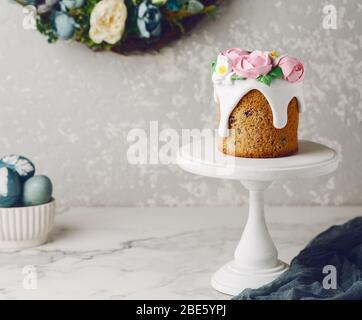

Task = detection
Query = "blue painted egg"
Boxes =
[0,167,22,208]
[22,175,53,207]
[0,155,35,183]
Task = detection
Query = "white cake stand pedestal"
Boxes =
[177,139,338,295]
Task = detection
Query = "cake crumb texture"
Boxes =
[219,89,299,158]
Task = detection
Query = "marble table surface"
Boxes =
[0,206,360,300]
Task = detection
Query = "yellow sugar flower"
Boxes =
[270,50,279,58]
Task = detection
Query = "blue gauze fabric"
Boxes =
[234,217,362,300]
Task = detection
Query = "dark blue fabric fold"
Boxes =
[234,216,362,300]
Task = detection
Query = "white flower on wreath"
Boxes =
[89,0,128,45]
[151,0,167,5]
[212,54,234,84]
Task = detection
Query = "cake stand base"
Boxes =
[212,260,287,296]
[177,140,339,296]
[211,180,288,295]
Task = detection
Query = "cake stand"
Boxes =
[177,139,339,295]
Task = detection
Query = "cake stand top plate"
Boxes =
[177,139,339,181]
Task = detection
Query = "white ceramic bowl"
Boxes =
[0,199,56,249]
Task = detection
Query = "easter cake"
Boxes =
[212,48,305,158]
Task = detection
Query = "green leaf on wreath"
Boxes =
[36,18,58,43]
[170,17,185,34]
[203,5,217,20]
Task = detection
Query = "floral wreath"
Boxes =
[16,0,222,54]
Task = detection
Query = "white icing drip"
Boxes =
[214,79,305,137]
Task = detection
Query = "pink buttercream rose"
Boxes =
[233,50,272,79]
[222,48,248,65]
[277,55,304,83]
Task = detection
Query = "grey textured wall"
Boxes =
[0,0,361,208]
